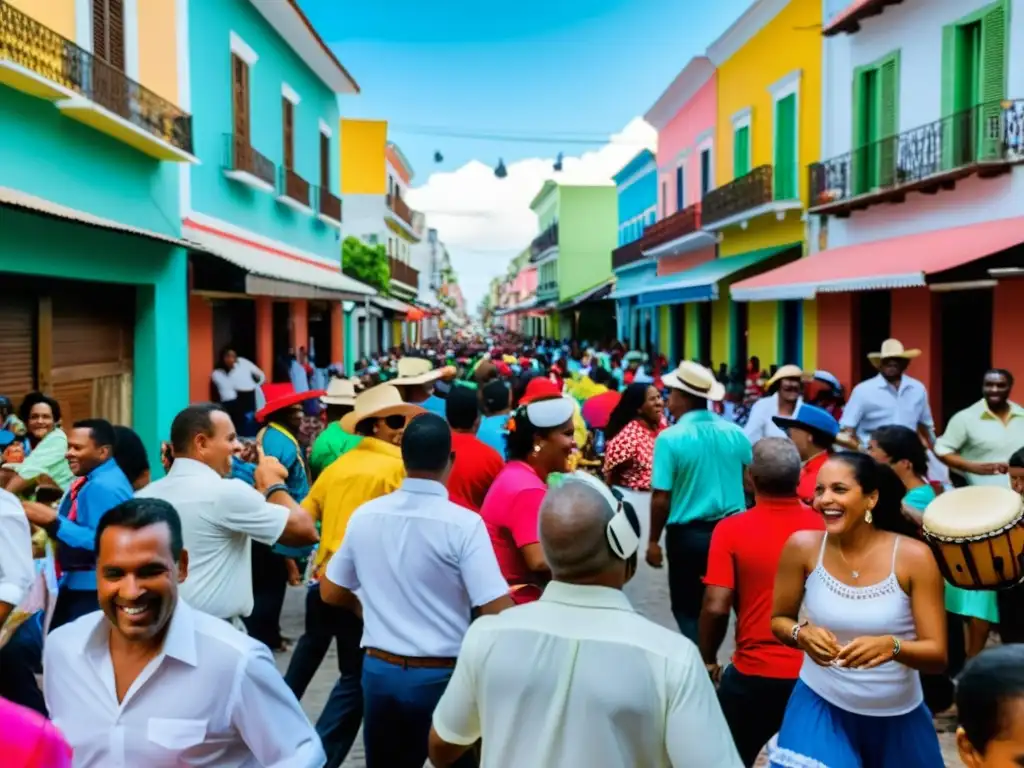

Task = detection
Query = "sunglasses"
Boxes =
[381,414,408,430]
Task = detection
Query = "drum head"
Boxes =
[923,485,1023,541]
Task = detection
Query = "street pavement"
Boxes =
[275,529,961,767]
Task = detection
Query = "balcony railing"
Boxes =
[389,256,420,290]
[386,193,416,229]
[530,222,559,261]
[223,133,276,188]
[0,0,193,154]
[318,187,342,223]
[278,167,311,209]
[638,203,702,252]
[612,240,646,270]
[702,165,777,227]
[809,99,1024,216]
[537,280,558,295]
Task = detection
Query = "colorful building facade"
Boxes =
[0,0,194,467]
[184,0,373,400]
[733,0,1024,425]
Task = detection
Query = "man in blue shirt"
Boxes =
[648,363,751,642]
[477,379,511,459]
[24,418,133,629]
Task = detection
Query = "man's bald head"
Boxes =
[539,480,617,581]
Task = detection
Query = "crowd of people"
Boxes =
[1,331,1024,766]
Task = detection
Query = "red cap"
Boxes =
[521,377,562,404]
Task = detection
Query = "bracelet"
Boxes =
[263,483,289,500]
[791,620,808,645]
[892,636,901,657]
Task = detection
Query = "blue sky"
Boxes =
[298,0,754,307]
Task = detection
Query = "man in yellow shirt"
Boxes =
[283,384,424,767]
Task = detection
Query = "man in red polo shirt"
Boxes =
[698,437,824,767]
[445,384,504,512]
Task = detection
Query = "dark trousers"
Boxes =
[50,588,98,632]
[999,584,1024,644]
[0,612,45,715]
[717,666,796,767]
[361,654,475,768]
[244,542,288,649]
[285,585,357,699]
[665,520,719,642]
[312,606,366,768]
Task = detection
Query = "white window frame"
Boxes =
[75,0,92,51]
[769,69,802,201]
[730,107,753,177]
[282,82,301,105]
[318,119,332,138]
[230,31,259,66]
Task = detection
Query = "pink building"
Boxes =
[500,265,537,333]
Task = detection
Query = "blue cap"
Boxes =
[772,403,840,439]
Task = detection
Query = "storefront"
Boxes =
[0,198,188,469]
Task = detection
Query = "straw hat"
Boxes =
[765,364,805,391]
[662,361,725,402]
[339,384,425,434]
[867,338,921,368]
[320,378,358,407]
[391,357,445,386]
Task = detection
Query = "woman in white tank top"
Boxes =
[767,452,947,767]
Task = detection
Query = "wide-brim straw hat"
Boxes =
[867,338,921,368]
[662,361,725,402]
[390,357,445,386]
[320,377,359,406]
[339,384,425,434]
[765,364,805,391]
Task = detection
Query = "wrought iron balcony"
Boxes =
[317,187,342,225]
[701,165,775,227]
[612,239,647,270]
[809,99,1024,217]
[530,222,559,261]
[386,193,417,231]
[389,256,420,290]
[0,0,193,160]
[278,167,311,210]
[223,133,276,190]
[638,203,702,252]
[537,279,558,298]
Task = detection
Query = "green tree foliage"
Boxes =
[342,236,389,293]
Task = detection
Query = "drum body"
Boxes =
[923,485,1024,591]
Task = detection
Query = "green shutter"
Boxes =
[852,68,867,194]
[734,125,750,177]
[774,94,797,200]
[876,55,899,188]
[941,25,957,169]
[979,0,1008,160]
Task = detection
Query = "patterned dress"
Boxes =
[602,419,660,491]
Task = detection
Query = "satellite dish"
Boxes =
[494,159,508,179]
[553,152,564,172]
[434,151,444,163]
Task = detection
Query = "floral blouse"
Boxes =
[603,419,660,491]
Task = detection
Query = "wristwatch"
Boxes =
[263,483,289,500]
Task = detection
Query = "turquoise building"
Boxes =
[183,0,374,400]
[0,0,194,469]
[609,150,659,350]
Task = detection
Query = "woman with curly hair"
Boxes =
[3,393,72,496]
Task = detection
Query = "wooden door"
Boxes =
[283,98,294,170]
[232,53,250,145]
[91,0,126,115]
[320,132,330,188]
[0,298,36,407]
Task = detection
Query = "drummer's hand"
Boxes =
[834,635,894,669]
[969,461,1008,476]
[796,625,841,666]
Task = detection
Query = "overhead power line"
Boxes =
[388,123,651,146]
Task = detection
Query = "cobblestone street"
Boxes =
[275,537,961,767]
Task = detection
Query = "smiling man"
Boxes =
[43,498,324,767]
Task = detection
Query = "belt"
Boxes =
[365,648,456,669]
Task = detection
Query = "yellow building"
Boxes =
[705,0,822,371]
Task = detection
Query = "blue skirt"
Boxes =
[769,680,944,768]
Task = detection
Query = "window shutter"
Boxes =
[320,132,330,188]
[92,0,107,61]
[675,166,684,211]
[774,94,797,200]
[851,69,867,193]
[734,125,750,177]
[940,24,958,170]
[979,1,1008,160]
[283,98,294,170]
[108,0,125,71]
[232,54,250,142]
[877,55,899,187]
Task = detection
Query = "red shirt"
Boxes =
[797,452,830,507]
[479,460,547,603]
[447,431,504,512]
[704,497,824,678]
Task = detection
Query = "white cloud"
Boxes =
[406,117,656,313]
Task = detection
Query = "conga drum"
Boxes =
[922,485,1024,590]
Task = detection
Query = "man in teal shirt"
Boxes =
[648,362,751,642]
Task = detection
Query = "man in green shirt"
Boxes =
[310,379,363,479]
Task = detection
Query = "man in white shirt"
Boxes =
[0,488,34,631]
[428,474,742,768]
[44,496,323,767]
[323,413,512,768]
[137,404,318,626]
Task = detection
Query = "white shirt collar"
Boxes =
[539,581,635,613]
[400,478,448,497]
[169,457,224,481]
[82,598,199,668]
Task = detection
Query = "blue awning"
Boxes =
[635,244,800,308]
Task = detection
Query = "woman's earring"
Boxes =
[533,444,541,454]
[865,506,874,525]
